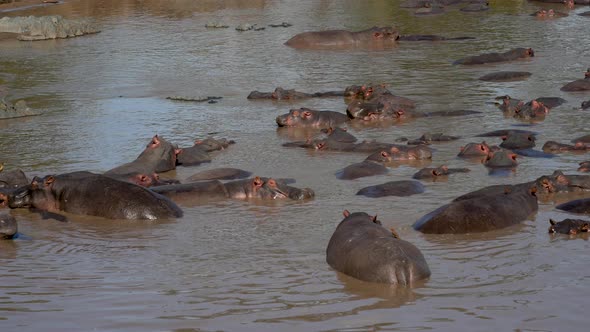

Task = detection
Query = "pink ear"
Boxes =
[303,111,312,118]
[373,32,382,38]
[343,210,350,218]
[501,135,507,141]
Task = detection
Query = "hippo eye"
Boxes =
[480,145,485,151]
[528,136,532,141]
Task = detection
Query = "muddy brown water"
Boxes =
[1,0,590,331]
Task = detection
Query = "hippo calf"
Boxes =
[548,219,589,235]
[326,210,430,285]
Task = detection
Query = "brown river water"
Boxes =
[1,0,590,331]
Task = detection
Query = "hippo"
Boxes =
[535,97,567,109]
[556,198,590,214]
[185,168,253,181]
[247,87,344,100]
[571,134,590,144]
[412,165,470,180]
[578,161,590,172]
[542,141,589,153]
[548,219,589,235]
[582,100,590,109]
[453,48,534,65]
[405,132,460,145]
[8,172,183,220]
[560,69,590,92]
[106,172,179,188]
[356,180,425,197]
[478,71,532,82]
[484,150,518,168]
[413,184,538,233]
[0,213,17,239]
[336,151,392,180]
[581,11,590,16]
[320,127,357,143]
[284,26,400,50]
[343,83,391,100]
[476,129,537,137]
[532,9,568,18]
[176,137,233,167]
[513,100,549,121]
[153,176,314,202]
[0,169,29,189]
[499,132,536,150]
[326,210,431,285]
[106,135,180,175]
[276,108,349,128]
[457,141,493,157]
[398,34,474,41]
[460,0,489,12]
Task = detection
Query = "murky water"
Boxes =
[1,0,590,331]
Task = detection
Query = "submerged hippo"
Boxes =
[548,219,589,235]
[513,100,549,121]
[0,169,29,189]
[0,213,17,239]
[405,132,460,145]
[336,151,392,180]
[285,26,400,49]
[478,71,532,82]
[8,172,183,220]
[484,150,518,168]
[560,69,590,92]
[247,87,344,100]
[457,141,493,157]
[542,141,589,153]
[412,166,470,180]
[532,9,568,18]
[276,108,349,128]
[185,168,253,181]
[413,184,538,234]
[453,48,534,65]
[499,132,536,150]
[152,176,314,202]
[326,210,431,285]
[398,34,474,41]
[356,180,425,197]
[556,198,590,214]
[106,135,180,175]
[476,128,537,137]
[320,127,358,143]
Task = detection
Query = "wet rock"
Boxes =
[0,99,40,119]
[0,15,99,41]
[205,22,229,29]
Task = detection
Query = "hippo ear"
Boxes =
[315,142,325,150]
[373,32,382,38]
[174,148,182,156]
[550,219,556,226]
[432,169,441,176]
[302,110,312,118]
[530,186,537,196]
[582,223,589,232]
[501,136,507,141]
[380,151,389,158]
[253,176,263,188]
[390,227,400,239]
[343,210,350,218]
[44,176,55,187]
[575,142,585,148]
[372,215,378,223]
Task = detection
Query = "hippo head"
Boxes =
[137,135,180,173]
[535,9,547,17]
[564,0,574,9]
[261,178,314,200]
[0,184,32,209]
[342,209,379,224]
[458,141,491,157]
[549,219,589,235]
[500,132,536,149]
[0,214,17,239]
[534,171,571,194]
[276,108,317,127]
[484,150,518,168]
[370,27,400,41]
[365,150,393,163]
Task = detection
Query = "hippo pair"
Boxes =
[326,210,430,285]
[336,148,432,180]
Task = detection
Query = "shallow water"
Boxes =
[1,0,590,331]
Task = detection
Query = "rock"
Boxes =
[205,22,229,29]
[0,15,99,41]
[0,99,40,119]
